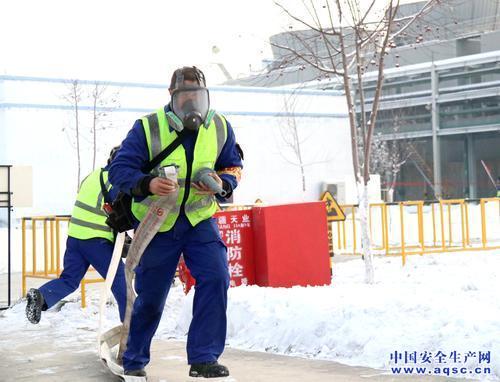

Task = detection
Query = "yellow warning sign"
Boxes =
[320,191,346,222]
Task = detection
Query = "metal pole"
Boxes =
[466,135,476,199]
[431,65,442,199]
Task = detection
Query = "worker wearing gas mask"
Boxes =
[109,66,242,379]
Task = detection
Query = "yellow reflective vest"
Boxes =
[67,169,114,241]
[131,108,227,232]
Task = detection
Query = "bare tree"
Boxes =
[274,0,439,283]
[279,92,308,191]
[62,79,83,191]
[277,90,333,193]
[370,112,408,202]
[371,132,410,202]
[89,82,119,170]
[62,80,120,190]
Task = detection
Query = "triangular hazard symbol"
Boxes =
[320,191,346,221]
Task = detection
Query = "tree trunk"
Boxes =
[300,164,306,192]
[357,181,374,284]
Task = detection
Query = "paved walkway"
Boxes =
[0,330,463,382]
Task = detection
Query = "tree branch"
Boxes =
[270,41,343,75]
[390,0,437,41]
[363,0,399,184]
[334,0,360,183]
[274,1,339,36]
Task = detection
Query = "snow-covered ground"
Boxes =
[1,249,499,380]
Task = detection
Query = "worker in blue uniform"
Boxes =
[109,66,242,379]
[26,147,127,324]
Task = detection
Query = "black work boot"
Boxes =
[123,369,147,381]
[26,288,45,324]
[189,361,230,378]
[124,369,147,377]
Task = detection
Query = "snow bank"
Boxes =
[222,250,500,379]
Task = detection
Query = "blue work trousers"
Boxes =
[122,215,229,371]
[39,237,127,321]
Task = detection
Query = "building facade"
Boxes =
[362,52,500,200]
[225,0,500,200]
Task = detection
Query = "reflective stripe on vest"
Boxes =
[136,196,213,213]
[69,217,112,232]
[67,169,114,241]
[131,108,227,232]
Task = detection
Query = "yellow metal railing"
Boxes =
[333,197,500,265]
[369,203,389,254]
[481,198,498,249]
[22,215,104,308]
[399,201,425,265]
[336,205,359,255]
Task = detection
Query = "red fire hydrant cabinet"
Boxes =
[178,201,331,292]
[251,201,331,287]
